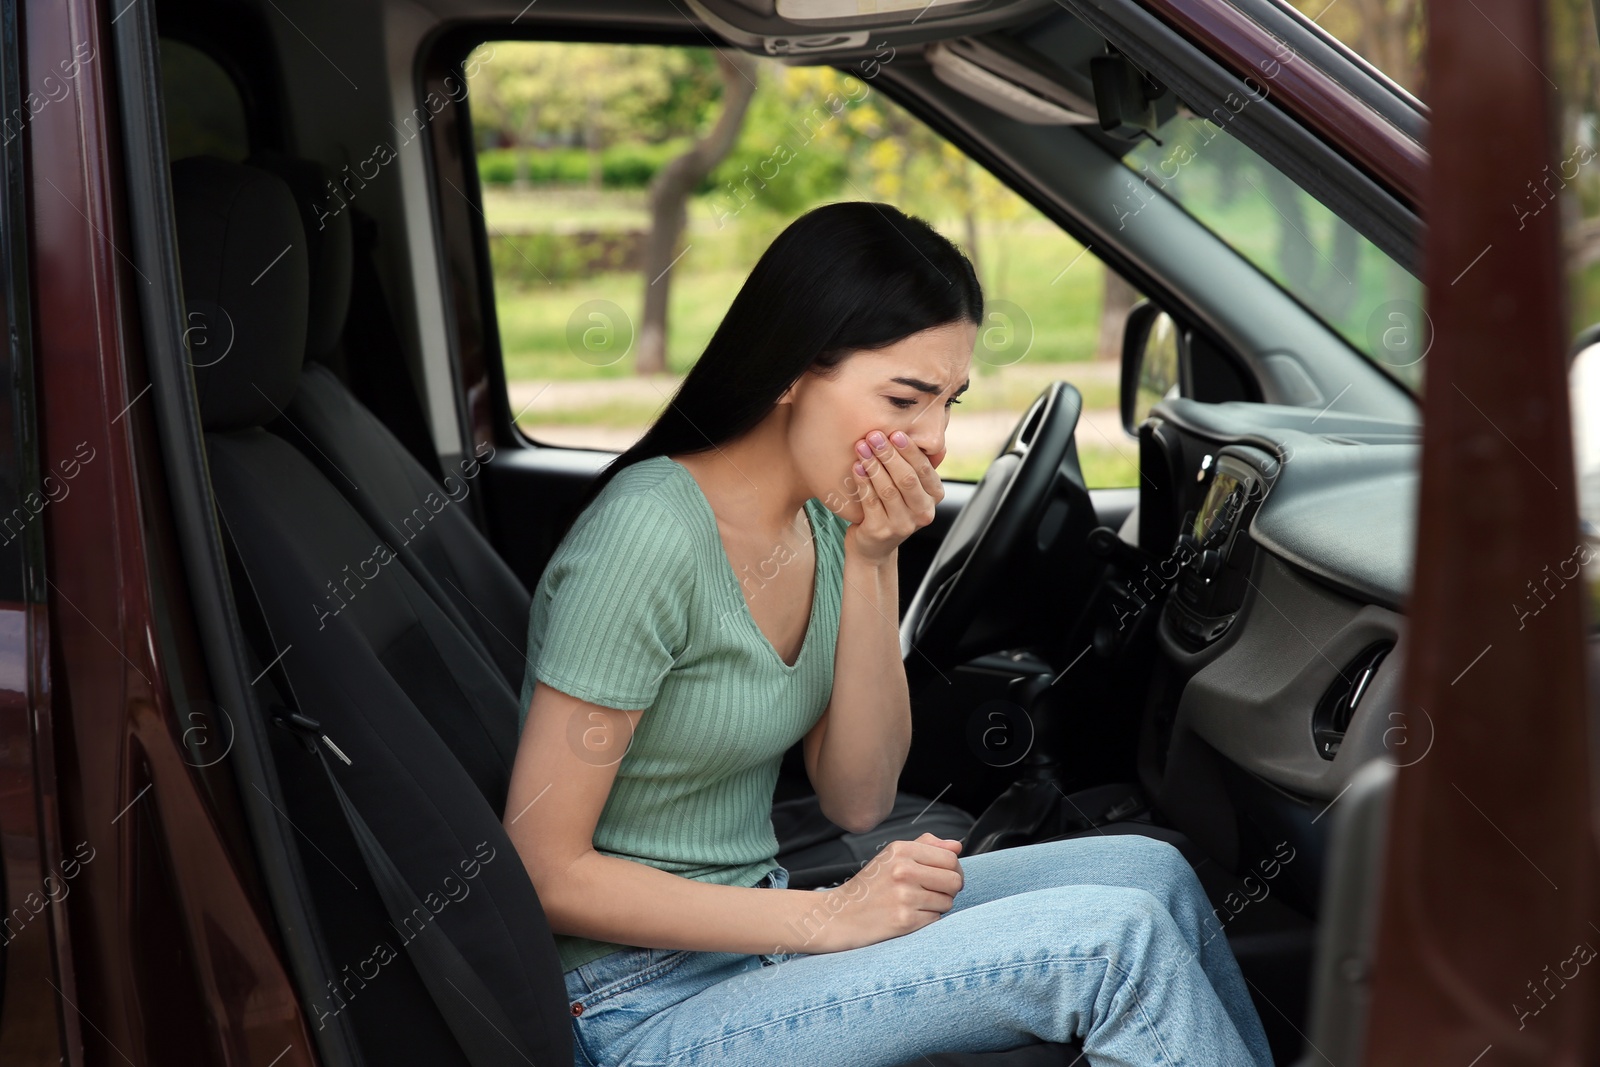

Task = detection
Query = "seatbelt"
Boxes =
[217,510,539,1067]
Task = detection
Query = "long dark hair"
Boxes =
[551,200,983,548]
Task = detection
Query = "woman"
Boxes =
[503,201,1274,1067]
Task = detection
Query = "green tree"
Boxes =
[470,42,716,188]
[637,50,763,374]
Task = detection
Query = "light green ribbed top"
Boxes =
[517,454,846,974]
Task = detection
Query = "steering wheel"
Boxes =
[899,381,1088,674]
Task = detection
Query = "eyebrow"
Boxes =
[890,376,971,397]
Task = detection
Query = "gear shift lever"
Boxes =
[963,670,1070,855]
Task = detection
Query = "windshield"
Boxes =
[1260,0,1600,364]
[1122,109,1427,392]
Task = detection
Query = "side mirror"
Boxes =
[1571,338,1600,537]
[1121,300,1184,434]
[1567,339,1600,630]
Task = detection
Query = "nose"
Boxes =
[904,419,947,470]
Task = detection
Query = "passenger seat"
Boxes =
[245,149,533,696]
[174,154,570,1064]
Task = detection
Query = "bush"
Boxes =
[478,138,699,189]
[702,147,845,218]
[487,230,646,286]
[478,149,517,185]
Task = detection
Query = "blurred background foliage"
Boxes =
[466,41,1141,486]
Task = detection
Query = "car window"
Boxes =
[1121,109,1427,394]
[463,40,1145,488]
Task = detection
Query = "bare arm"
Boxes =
[804,428,951,831]
[504,679,845,956]
[802,548,911,833]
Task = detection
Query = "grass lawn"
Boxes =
[491,198,1119,377]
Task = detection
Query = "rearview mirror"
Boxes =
[1121,300,1183,434]
[1090,52,1168,141]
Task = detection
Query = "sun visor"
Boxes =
[926,36,1099,124]
[684,0,1059,57]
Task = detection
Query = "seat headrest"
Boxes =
[172,155,309,432]
[244,150,352,360]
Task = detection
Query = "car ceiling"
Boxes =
[405,0,1064,49]
[387,0,1161,166]
[681,0,1063,57]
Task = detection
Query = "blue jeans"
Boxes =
[562,834,1275,1066]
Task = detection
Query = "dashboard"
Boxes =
[1124,398,1422,912]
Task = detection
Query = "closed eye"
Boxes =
[888,396,963,409]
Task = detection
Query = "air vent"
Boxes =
[1311,641,1394,760]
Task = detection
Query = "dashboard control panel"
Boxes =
[1164,448,1276,650]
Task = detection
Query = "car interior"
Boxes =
[123,0,1436,1063]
